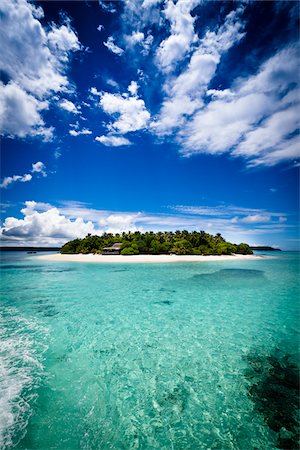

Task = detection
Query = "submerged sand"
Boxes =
[37,253,264,264]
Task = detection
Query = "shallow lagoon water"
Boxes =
[0,251,299,449]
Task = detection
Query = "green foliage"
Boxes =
[236,243,253,255]
[121,245,139,255]
[60,231,253,256]
[172,239,192,255]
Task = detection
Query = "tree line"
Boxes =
[60,231,253,255]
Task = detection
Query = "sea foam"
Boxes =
[0,308,47,449]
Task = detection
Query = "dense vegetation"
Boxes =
[60,231,253,256]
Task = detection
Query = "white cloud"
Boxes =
[69,128,92,137]
[59,99,80,114]
[98,1,116,14]
[173,204,264,217]
[103,37,124,56]
[179,44,300,166]
[141,34,154,55]
[90,87,102,97]
[98,214,140,233]
[156,0,199,72]
[0,0,81,139]
[99,90,150,134]
[97,24,104,32]
[1,201,95,243]
[246,135,300,167]
[279,216,287,223]
[206,89,234,99]
[0,201,141,245]
[0,82,52,140]
[95,135,132,146]
[239,215,271,224]
[106,79,119,89]
[47,24,80,58]
[180,92,273,155]
[128,81,139,96]
[142,0,163,7]
[1,160,47,188]
[153,7,245,134]
[173,204,288,223]
[126,31,145,45]
[31,161,47,177]
[0,173,32,189]
[124,31,153,55]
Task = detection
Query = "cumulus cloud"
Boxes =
[31,161,47,177]
[100,2,297,167]
[153,7,245,134]
[126,31,145,45]
[1,160,47,188]
[90,87,102,97]
[69,128,92,137]
[128,81,139,96]
[179,44,300,166]
[1,201,95,243]
[98,213,140,233]
[99,89,150,134]
[0,0,81,139]
[0,201,141,245]
[95,135,132,146]
[0,82,53,140]
[0,173,32,189]
[59,99,81,114]
[103,37,124,55]
[125,31,153,55]
[156,0,199,72]
[141,34,154,55]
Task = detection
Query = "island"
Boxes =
[60,231,253,256]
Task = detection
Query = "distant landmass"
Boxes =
[250,246,281,251]
[0,247,61,252]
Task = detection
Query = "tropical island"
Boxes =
[60,230,253,256]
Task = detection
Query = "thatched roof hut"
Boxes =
[102,243,122,255]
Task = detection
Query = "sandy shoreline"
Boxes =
[37,253,264,264]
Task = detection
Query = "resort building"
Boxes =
[102,243,122,255]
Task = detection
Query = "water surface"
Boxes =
[0,251,299,449]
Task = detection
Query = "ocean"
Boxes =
[0,251,299,449]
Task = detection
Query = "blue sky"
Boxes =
[0,0,299,249]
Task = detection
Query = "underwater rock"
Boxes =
[191,269,266,289]
[154,300,173,306]
[244,351,300,449]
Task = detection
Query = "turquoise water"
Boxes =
[0,252,299,449]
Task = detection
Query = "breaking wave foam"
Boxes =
[0,307,47,449]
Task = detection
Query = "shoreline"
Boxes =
[37,253,265,264]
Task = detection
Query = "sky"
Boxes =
[0,0,299,249]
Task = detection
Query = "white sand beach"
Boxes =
[37,253,264,264]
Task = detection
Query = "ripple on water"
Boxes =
[0,253,298,449]
[0,308,47,449]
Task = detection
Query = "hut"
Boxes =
[102,243,122,255]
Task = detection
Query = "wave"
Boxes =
[0,307,48,449]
